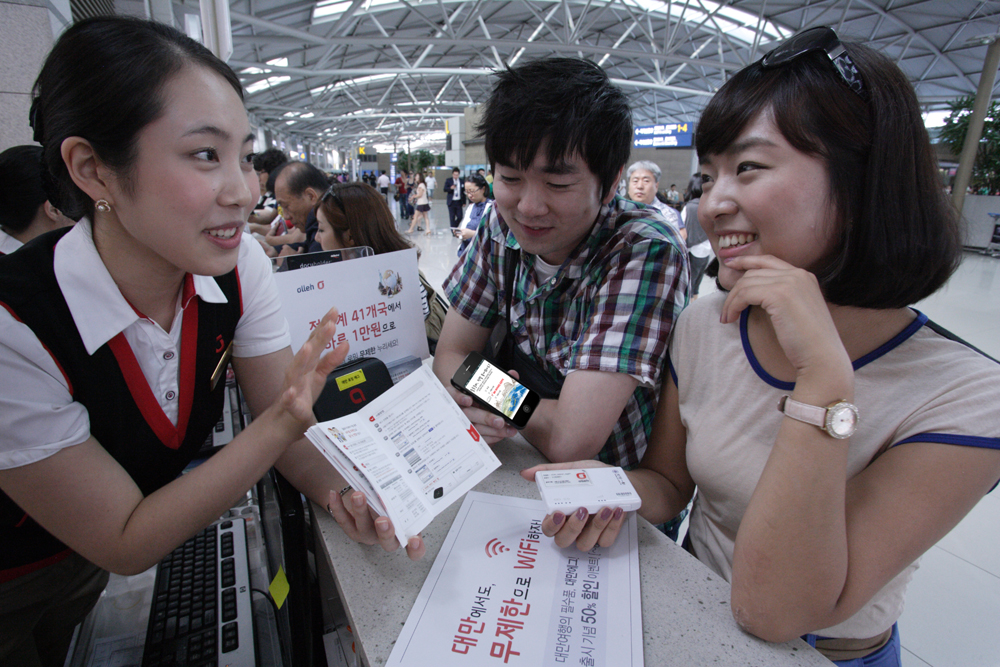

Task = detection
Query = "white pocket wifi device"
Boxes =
[535,467,642,515]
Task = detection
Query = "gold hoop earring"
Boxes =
[95,199,111,213]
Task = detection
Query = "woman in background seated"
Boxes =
[0,145,74,254]
[526,27,1000,666]
[247,147,287,232]
[452,173,492,255]
[249,148,293,257]
[315,182,446,352]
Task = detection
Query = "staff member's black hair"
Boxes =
[696,44,960,309]
[0,145,48,233]
[477,57,632,200]
[273,161,331,196]
[31,16,244,221]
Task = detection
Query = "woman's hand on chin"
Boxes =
[719,255,852,385]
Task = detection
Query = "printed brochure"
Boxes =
[305,366,501,547]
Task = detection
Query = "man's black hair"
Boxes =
[477,57,632,199]
[273,161,330,196]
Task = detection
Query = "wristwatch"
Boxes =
[777,396,859,439]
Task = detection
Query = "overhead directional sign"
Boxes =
[633,123,694,148]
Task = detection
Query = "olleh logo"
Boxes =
[296,281,325,293]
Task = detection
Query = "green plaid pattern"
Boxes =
[445,196,689,468]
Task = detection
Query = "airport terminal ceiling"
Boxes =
[198,0,1000,153]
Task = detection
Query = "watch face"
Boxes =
[826,403,858,439]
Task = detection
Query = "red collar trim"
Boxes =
[107,290,199,450]
[180,274,197,309]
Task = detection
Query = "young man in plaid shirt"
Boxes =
[433,57,689,470]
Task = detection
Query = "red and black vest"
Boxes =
[0,228,243,581]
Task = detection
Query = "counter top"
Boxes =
[312,437,831,666]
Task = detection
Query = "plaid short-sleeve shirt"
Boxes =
[444,196,689,468]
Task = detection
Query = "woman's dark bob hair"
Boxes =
[31,16,244,221]
[695,40,961,309]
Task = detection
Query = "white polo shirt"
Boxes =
[0,219,290,469]
[0,229,22,255]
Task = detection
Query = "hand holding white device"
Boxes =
[535,467,642,515]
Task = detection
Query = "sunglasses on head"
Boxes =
[761,26,864,96]
[322,186,347,215]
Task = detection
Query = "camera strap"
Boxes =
[483,247,564,400]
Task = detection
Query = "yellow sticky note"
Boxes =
[269,566,290,610]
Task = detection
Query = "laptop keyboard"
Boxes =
[141,519,255,667]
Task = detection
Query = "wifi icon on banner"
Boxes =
[485,538,509,558]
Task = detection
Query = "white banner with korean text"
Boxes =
[388,492,642,667]
[272,248,429,368]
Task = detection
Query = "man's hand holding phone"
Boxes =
[446,388,518,444]
[450,352,540,444]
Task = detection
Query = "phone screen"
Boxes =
[464,359,530,421]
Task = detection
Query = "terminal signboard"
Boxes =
[632,123,694,148]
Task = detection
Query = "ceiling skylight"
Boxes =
[242,58,292,94]
[311,0,789,46]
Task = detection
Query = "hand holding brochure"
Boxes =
[305,366,501,547]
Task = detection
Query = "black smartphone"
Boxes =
[450,351,541,429]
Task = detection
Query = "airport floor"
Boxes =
[404,198,1000,667]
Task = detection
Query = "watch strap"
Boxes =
[778,395,827,428]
